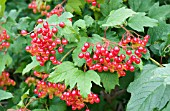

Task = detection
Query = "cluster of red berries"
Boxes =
[33,71,49,80]
[28,0,50,15]
[60,89,100,111]
[86,0,100,7]
[24,19,68,66]
[46,4,64,18]
[0,71,16,90]
[0,30,10,51]
[78,35,150,77]
[25,77,39,86]
[34,81,66,99]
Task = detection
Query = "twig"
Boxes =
[60,47,75,62]
[149,57,164,67]
[104,27,108,38]
[61,0,67,5]
[24,98,39,110]
[84,64,87,72]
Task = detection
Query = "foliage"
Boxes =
[0,0,170,111]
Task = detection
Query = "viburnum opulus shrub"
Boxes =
[0,0,170,111]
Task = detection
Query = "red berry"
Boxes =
[113,46,120,53]
[84,42,90,49]
[78,53,84,58]
[126,50,132,55]
[61,39,68,45]
[43,22,49,28]
[81,46,87,52]
[37,19,43,24]
[30,33,37,38]
[135,58,140,64]
[58,46,64,53]
[59,22,65,28]
[52,27,58,33]
[20,30,28,36]
[129,65,135,72]
[86,109,90,111]
[92,2,97,6]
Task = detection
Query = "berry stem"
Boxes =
[104,27,108,38]
[24,98,39,110]
[149,57,164,67]
[60,47,75,62]
[84,64,87,72]
[61,0,67,5]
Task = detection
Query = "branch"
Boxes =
[60,47,75,62]
[104,27,108,38]
[149,57,164,67]
[61,0,67,5]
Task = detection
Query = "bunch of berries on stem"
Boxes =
[23,19,68,66]
[0,30,10,51]
[79,33,150,77]
[0,71,16,90]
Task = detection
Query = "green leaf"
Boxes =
[49,101,67,111]
[102,7,136,27]
[0,0,6,17]
[148,2,170,21]
[17,90,30,107]
[97,0,104,3]
[48,61,78,85]
[48,62,101,97]
[72,37,88,67]
[17,17,31,30]
[128,0,155,12]
[98,72,119,93]
[100,0,123,16]
[84,15,94,27]
[65,0,85,15]
[128,13,158,32]
[32,109,46,111]
[0,53,12,75]
[74,70,101,97]
[73,19,86,29]
[10,37,27,54]
[127,64,170,111]
[162,102,170,111]
[8,10,19,21]
[1,17,17,37]
[22,56,39,75]
[0,90,13,101]
[148,21,170,44]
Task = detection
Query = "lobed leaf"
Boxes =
[22,56,39,75]
[102,7,136,27]
[0,53,12,75]
[0,90,13,101]
[98,72,119,93]
[48,61,101,97]
[128,13,158,32]
[128,0,155,12]
[148,2,170,21]
[127,64,170,111]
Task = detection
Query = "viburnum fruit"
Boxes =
[28,0,50,16]
[25,19,69,66]
[60,89,100,110]
[78,34,149,77]
[59,22,65,28]
[0,71,16,90]
[0,30,10,51]
[34,81,66,99]
[20,30,28,36]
